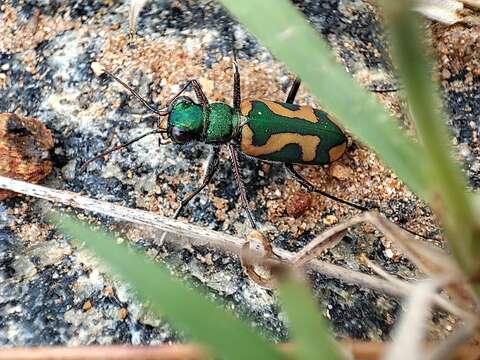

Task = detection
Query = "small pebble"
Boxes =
[329,162,353,181]
[323,214,338,225]
[199,77,214,94]
[204,253,214,266]
[0,113,54,200]
[90,61,105,76]
[261,163,272,175]
[286,192,312,218]
[12,256,37,278]
[118,308,128,321]
[61,160,77,181]
[441,68,451,79]
[82,300,92,311]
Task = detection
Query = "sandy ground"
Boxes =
[0,0,479,346]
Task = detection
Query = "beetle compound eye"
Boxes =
[171,126,194,144]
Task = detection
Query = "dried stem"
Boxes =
[0,176,473,321]
[361,255,477,328]
[290,214,366,266]
[0,176,398,294]
[0,344,206,360]
[425,322,478,360]
[0,342,479,360]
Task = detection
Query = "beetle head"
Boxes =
[166,96,204,144]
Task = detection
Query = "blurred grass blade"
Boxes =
[129,0,149,34]
[218,0,479,293]
[381,1,478,278]
[385,281,436,360]
[278,275,343,360]
[413,0,464,25]
[219,0,430,198]
[52,213,286,360]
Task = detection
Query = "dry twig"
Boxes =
[0,176,474,321]
[385,280,438,360]
[0,176,397,294]
[0,342,479,360]
[129,0,149,35]
[359,255,474,322]
[426,322,478,360]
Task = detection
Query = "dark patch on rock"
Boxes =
[0,56,54,115]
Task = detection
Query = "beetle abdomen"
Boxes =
[239,99,347,165]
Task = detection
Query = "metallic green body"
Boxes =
[167,99,346,165]
[168,101,237,144]
[239,100,347,165]
[205,103,236,144]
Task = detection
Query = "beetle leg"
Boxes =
[172,146,220,219]
[154,147,219,258]
[285,77,301,104]
[284,163,367,211]
[190,80,209,107]
[229,144,257,229]
[232,49,241,112]
[167,79,209,108]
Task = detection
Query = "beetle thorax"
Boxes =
[204,103,236,144]
[167,99,237,145]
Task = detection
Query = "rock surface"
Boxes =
[1,0,477,346]
[0,112,54,200]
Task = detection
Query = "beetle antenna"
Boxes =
[104,69,170,116]
[78,129,165,174]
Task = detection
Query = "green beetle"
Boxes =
[81,63,364,229]
[167,97,347,165]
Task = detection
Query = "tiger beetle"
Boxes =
[80,60,427,239]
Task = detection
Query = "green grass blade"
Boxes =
[218,0,480,292]
[382,2,479,277]
[219,0,430,198]
[52,213,286,360]
[278,276,344,360]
